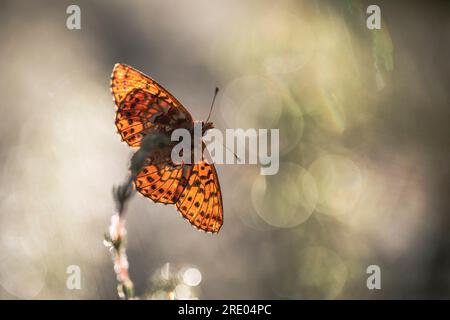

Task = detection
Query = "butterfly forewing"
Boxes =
[111,63,193,147]
[111,63,191,116]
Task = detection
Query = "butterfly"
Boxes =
[110,63,223,233]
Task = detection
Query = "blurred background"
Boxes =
[0,0,449,299]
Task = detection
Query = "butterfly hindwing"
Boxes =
[135,162,192,205]
[135,160,223,233]
[176,161,223,233]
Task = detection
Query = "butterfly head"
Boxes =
[201,121,214,135]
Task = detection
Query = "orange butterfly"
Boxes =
[110,63,223,233]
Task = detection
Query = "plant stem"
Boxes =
[104,176,135,299]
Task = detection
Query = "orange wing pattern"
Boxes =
[111,63,224,233]
[135,161,192,205]
[111,63,193,147]
[176,161,223,233]
[135,160,223,233]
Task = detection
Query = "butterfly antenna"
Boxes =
[225,145,241,161]
[205,141,240,161]
[206,87,219,123]
[204,87,239,160]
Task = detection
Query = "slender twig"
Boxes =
[104,131,171,299]
[104,177,135,299]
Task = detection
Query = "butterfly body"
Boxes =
[111,63,223,233]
